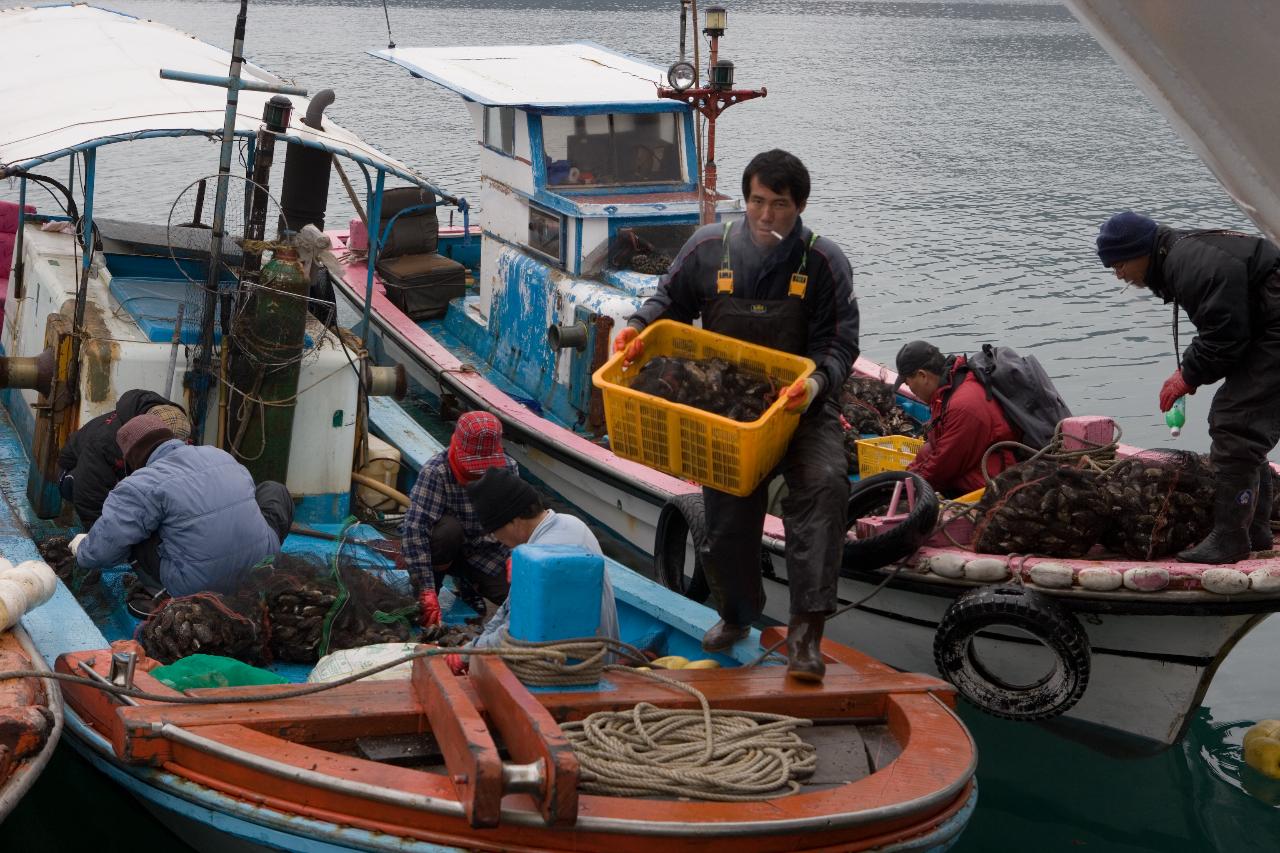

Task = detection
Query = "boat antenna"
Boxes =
[380,0,396,49]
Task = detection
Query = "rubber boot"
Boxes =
[786,613,827,683]
[1250,465,1275,551]
[1178,474,1257,564]
[701,619,749,653]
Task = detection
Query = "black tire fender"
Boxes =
[842,470,940,574]
[654,493,711,604]
[933,585,1091,721]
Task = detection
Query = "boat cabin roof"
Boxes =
[371,43,684,114]
[0,5,456,202]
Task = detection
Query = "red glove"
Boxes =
[1159,370,1194,412]
[419,589,442,627]
[783,377,820,413]
[446,653,468,676]
[613,327,644,363]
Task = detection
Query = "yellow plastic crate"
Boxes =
[592,320,815,497]
[855,435,925,477]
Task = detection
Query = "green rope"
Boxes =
[317,516,358,657]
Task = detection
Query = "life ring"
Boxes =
[842,471,940,574]
[653,493,711,604]
[933,585,1091,721]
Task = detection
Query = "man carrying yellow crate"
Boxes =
[613,149,859,683]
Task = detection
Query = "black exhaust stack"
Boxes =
[278,88,336,236]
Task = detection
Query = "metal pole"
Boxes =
[360,169,386,349]
[13,177,27,300]
[701,33,719,225]
[192,0,252,444]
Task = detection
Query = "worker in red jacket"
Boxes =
[894,340,1019,496]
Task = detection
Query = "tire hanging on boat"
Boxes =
[933,585,1090,721]
[842,471,939,574]
[653,493,711,604]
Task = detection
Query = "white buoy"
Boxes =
[1201,568,1250,595]
[1029,561,1075,589]
[962,557,1010,582]
[0,577,28,631]
[926,553,967,578]
[9,560,58,606]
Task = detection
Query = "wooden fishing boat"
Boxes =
[319,34,1280,751]
[0,6,977,849]
[0,624,61,823]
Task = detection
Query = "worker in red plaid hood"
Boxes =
[401,411,520,630]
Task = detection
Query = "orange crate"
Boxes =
[592,320,815,497]
[855,435,925,477]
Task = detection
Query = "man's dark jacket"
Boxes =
[629,217,860,402]
[58,389,171,526]
[1146,226,1280,386]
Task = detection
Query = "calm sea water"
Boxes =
[3,1,1278,850]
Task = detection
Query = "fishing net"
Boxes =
[1098,449,1215,560]
[972,459,1110,557]
[136,528,418,666]
[248,552,416,664]
[628,356,780,422]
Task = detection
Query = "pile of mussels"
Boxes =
[139,594,261,665]
[629,356,780,422]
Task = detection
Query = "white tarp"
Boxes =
[1065,1,1280,242]
[373,43,669,109]
[0,4,441,194]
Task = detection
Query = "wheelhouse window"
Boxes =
[528,205,563,263]
[484,106,516,155]
[543,112,683,189]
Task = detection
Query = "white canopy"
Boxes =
[0,4,454,200]
[372,43,677,111]
[1065,1,1280,242]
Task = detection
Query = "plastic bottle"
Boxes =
[1165,396,1186,438]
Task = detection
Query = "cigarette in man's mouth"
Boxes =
[770,230,784,241]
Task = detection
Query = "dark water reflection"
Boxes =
[2,1,1278,850]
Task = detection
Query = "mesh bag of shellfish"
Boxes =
[628,355,781,422]
[242,552,416,664]
[137,592,264,665]
[1098,449,1215,560]
[972,459,1110,557]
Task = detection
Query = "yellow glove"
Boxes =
[784,377,821,413]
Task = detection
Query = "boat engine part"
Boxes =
[842,470,939,573]
[653,493,711,604]
[0,346,54,394]
[548,322,588,352]
[363,362,407,398]
[278,88,336,234]
[933,584,1090,721]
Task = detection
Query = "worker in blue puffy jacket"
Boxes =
[69,413,291,616]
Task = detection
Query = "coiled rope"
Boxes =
[566,665,816,801]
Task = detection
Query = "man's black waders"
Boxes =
[700,222,847,623]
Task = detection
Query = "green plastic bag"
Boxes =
[151,654,288,691]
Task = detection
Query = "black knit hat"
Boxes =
[1096,211,1158,267]
[466,468,540,533]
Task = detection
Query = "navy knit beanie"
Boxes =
[1096,211,1158,267]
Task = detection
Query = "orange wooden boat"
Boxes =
[0,625,61,822]
[50,564,976,852]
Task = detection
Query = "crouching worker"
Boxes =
[402,412,517,631]
[67,414,291,617]
[57,389,191,529]
[445,467,618,674]
[894,340,1020,496]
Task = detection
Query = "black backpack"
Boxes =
[962,345,1073,450]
